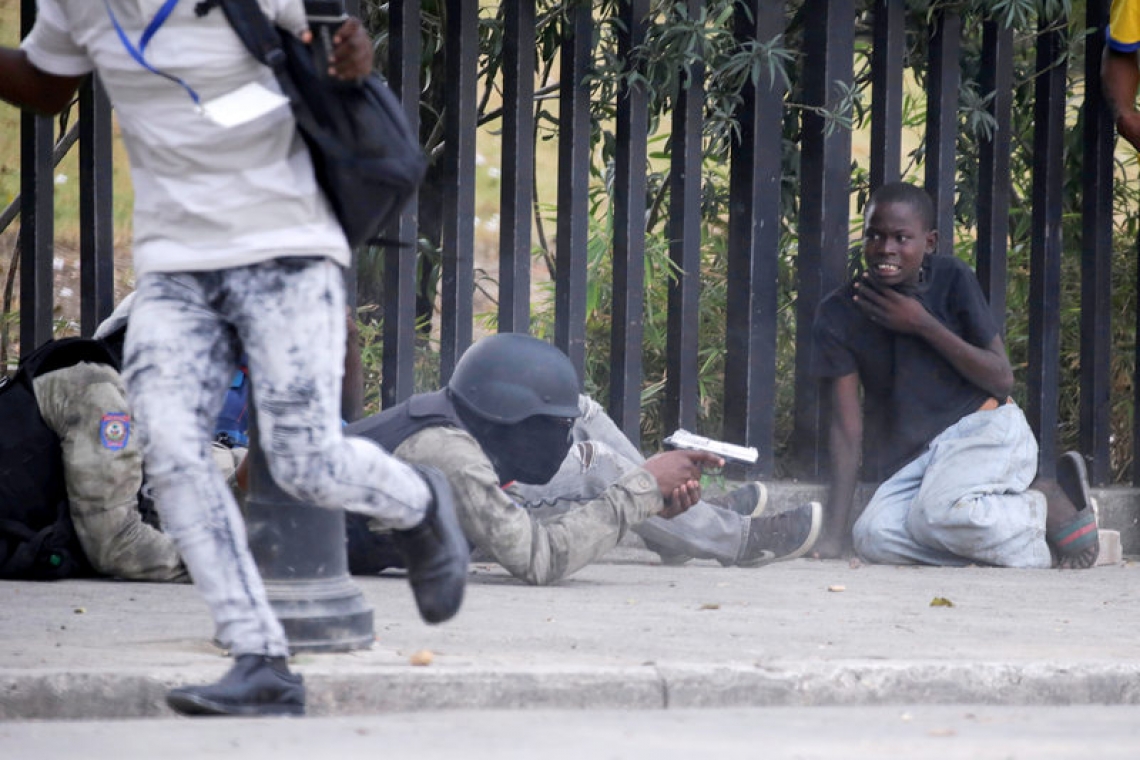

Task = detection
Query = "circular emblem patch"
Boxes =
[99,412,131,450]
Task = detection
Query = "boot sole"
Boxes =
[166,691,305,717]
[404,465,470,624]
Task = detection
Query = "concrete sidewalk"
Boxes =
[3,546,1140,720]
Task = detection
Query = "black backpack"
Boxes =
[215,0,428,248]
[0,338,116,580]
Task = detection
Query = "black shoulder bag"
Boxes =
[217,0,427,248]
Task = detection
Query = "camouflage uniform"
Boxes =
[32,362,187,582]
[394,425,662,586]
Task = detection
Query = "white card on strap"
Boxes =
[201,82,290,128]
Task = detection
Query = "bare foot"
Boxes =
[810,534,850,560]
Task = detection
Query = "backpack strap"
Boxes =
[17,337,119,382]
[215,0,329,141]
[0,516,36,543]
[216,0,290,72]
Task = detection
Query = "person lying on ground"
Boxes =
[339,332,823,585]
[0,294,370,584]
[0,328,185,582]
[504,394,820,570]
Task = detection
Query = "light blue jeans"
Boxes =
[123,259,430,657]
[852,402,1051,568]
[510,396,750,564]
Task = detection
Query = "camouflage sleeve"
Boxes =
[393,426,662,585]
[33,363,188,582]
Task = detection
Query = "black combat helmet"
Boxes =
[448,333,582,424]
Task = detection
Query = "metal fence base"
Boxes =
[259,575,375,654]
[244,438,375,654]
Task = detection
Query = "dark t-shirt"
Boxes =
[811,255,999,482]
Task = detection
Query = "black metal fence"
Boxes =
[9,1,1132,487]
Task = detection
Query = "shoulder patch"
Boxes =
[99,412,131,450]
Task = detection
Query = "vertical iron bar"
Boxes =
[498,0,536,336]
[610,0,650,447]
[78,76,115,337]
[723,0,785,476]
[381,0,423,407]
[1026,14,1067,478]
[19,0,53,351]
[924,9,961,257]
[438,0,478,382]
[793,0,855,478]
[869,0,904,190]
[664,0,705,436]
[975,20,1013,332]
[554,4,592,375]
[1080,0,1114,485]
[19,138,55,348]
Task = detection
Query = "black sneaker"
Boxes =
[737,501,822,567]
[166,654,305,717]
[707,482,768,517]
[392,465,470,624]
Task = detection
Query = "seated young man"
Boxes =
[810,181,1098,569]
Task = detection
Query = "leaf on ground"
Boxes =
[409,649,434,666]
[929,596,955,608]
[699,603,720,610]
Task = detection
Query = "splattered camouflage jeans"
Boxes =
[123,257,429,656]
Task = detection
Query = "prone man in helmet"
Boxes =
[345,333,822,585]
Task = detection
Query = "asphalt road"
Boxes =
[3,705,1140,759]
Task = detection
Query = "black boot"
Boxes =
[392,465,469,624]
[166,654,305,717]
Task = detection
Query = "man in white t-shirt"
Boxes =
[0,1,468,717]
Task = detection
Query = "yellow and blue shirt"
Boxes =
[1109,0,1140,52]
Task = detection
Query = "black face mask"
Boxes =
[474,414,575,486]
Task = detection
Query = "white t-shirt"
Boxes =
[22,0,350,276]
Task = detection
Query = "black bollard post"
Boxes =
[243,420,374,653]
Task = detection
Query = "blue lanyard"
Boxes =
[104,0,202,108]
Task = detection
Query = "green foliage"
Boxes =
[354,304,442,415]
[356,0,1138,479]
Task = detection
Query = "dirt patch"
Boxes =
[0,222,546,365]
[0,227,136,360]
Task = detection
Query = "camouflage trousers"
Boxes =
[123,258,431,657]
